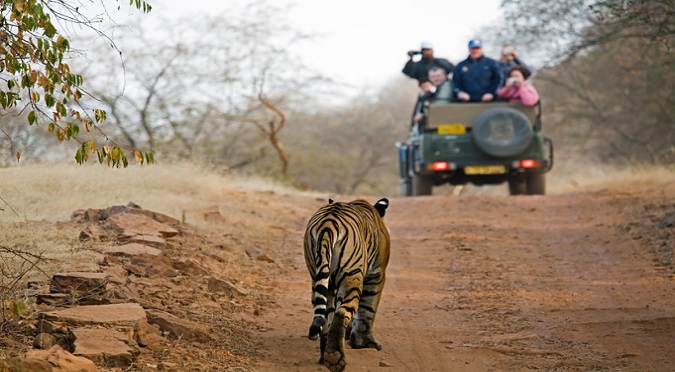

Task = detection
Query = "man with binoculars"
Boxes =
[402,41,454,85]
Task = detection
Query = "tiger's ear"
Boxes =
[328,199,335,204]
[374,198,389,217]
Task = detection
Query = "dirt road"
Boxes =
[2,166,673,372]
[252,191,674,372]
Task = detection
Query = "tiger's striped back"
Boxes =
[303,198,390,370]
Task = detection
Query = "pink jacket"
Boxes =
[497,82,540,106]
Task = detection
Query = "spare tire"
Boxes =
[472,107,533,157]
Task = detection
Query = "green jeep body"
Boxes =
[397,102,554,196]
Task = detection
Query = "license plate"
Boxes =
[464,165,506,175]
[437,124,466,135]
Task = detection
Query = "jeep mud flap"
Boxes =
[544,137,554,172]
[396,142,409,179]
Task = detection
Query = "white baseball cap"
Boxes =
[420,41,433,50]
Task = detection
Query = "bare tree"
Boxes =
[483,0,675,166]
[71,3,317,173]
[497,0,674,66]
[285,78,414,195]
[529,37,674,164]
[247,96,290,174]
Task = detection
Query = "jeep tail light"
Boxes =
[520,159,540,168]
[428,162,455,171]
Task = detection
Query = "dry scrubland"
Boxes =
[1,162,673,243]
[0,163,315,224]
[1,161,672,279]
[0,163,322,281]
[2,162,673,222]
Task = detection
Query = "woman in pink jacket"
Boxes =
[497,65,540,106]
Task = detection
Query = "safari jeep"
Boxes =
[396,102,553,196]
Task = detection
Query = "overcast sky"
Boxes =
[145,0,503,91]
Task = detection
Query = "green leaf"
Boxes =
[21,74,32,88]
[44,22,56,38]
[75,148,84,164]
[111,146,120,161]
[83,140,95,152]
[45,94,55,108]
[28,111,37,125]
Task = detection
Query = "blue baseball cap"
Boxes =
[468,39,482,48]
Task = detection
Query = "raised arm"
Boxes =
[402,59,417,79]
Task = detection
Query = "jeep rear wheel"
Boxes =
[526,173,546,195]
[401,175,413,197]
[412,174,433,196]
[508,177,527,195]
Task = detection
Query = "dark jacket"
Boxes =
[402,57,454,83]
[452,55,502,102]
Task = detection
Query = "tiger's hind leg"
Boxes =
[349,309,381,350]
[344,319,353,340]
[349,275,384,350]
[319,323,328,364]
[318,290,335,364]
[322,309,349,372]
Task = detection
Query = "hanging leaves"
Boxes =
[1,0,154,167]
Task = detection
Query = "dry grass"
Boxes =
[437,164,675,196]
[1,161,672,260]
[548,164,675,195]
[0,162,312,291]
[2,162,673,220]
[0,162,308,224]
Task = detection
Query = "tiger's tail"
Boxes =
[308,225,333,340]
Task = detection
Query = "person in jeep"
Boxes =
[498,44,531,86]
[412,67,455,125]
[402,41,454,85]
[497,65,540,106]
[427,67,454,102]
[452,39,502,102]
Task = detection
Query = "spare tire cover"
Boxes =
[472,107,533,157]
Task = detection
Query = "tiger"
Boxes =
[303,197,391,372]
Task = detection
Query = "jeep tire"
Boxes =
[508,177,527,196]
[412,174,433,196]
[526,173,546,195]
[401,175,413,197]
